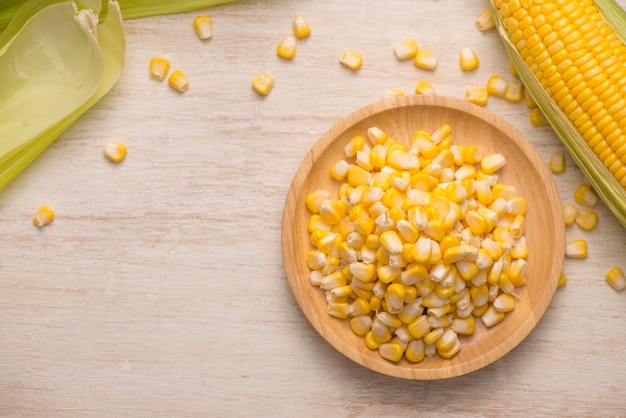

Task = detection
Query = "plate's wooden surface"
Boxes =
[282,95,565,380]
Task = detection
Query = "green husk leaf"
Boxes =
[0,0,125,190]
[489,0,626,228]
[102,0,237,20]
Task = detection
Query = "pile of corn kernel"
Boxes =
[305,124,529,362]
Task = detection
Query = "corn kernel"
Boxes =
[530,107,549,126]
[558,271,567,288]
[475,8,495,31]
[33,205,55,228]
[415,80,436,95]
[149,56,170,81]
[168,69,189,93]
[563,203,578,226]
[103,141,127,163]
[340,50,363,71]
[574,184,598,207]
[574,208,598,230]
[193,15,213,40]
[252,72,274,96]
[565,239,587,259]
[550,151,566,173]
[394,38,418,60]
[460,47,479,71]
[605,267,626,291]
[292,14,311,38]
[414,49,438,70]
[486,75,508,97]
[504,80,524,103]
[276,35,297,59]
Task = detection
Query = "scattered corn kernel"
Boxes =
[574,208,598,231]
[149,56,170,81]
[33,205,55,228]
[565,239,587,259]
[340,50,363,71]
[574,184,598,207]
[383,89,405,98]
[414,49,437,70]
[292,14,311,38]
[465,86,488,106]
[459,47,479,71]
[530,107,549,126]
[193,15,213,40]
[415,80,435,95]
[605,267,626,292]
[563,203,578,226]
[276,35,297,59]
[486,75,508,97]
[394,38,418,60]
[558,271,567,288]
[475,8,495,31]
[103,141,127,163]
[168,69,189,92]
[504,80,524,103]
[252,72,275,96]
[550,151,566,174]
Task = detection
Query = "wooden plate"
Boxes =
[282,95,565,380]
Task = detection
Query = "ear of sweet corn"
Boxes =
[490,0,626,228]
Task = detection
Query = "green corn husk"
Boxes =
[490,0,626,228]
[0,0,235,192]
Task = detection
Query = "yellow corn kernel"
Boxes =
[465,86,489,106]
[486,75,508,97]
[379,230,403,255]
[415,80,436,95]
[149,56,170,81]
[276,35,297,59]
[475,8,495,31]
[383,88,405,98]
[493,293,515,313]
[33,205,55,228]
[557,271,567,288]
[364,331,381,350]
[168,69,189,93]
[305,189,330,214]
[349,315,372,336]
[565,239,587,259]
[367,127,388,145]
[452,317,475,335]
[378,341,405,363]
[550,151,566,174]
[305,250,326,270]
[423,327,445,346]
[292,14,311,39]
[319,199,346,225]
[459,47,479,71]
[504,80,524,103]
[530,107,549,126]
[103,141,127,163]
[252,72,274,96]
[330,160,350,181]
[193,15,213,40]
[574,184,599,207]
[405,339,425,363]
[605,267,626,292]
[394,38,418,60]
[414,49,438,70]
[574,208,598,231]
[435,328,459,353]
[407,315,431,339]
[481,305,505,327]
[340,50,363,71]
[347,165,372,187]
[344,135,366,159]
[481,153,507,174]
[563,202,578,226]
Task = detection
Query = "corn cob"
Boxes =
[490,0,626,227]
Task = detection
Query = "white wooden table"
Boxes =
[2,0,626,415]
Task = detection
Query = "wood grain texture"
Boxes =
[1,0,626,416]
